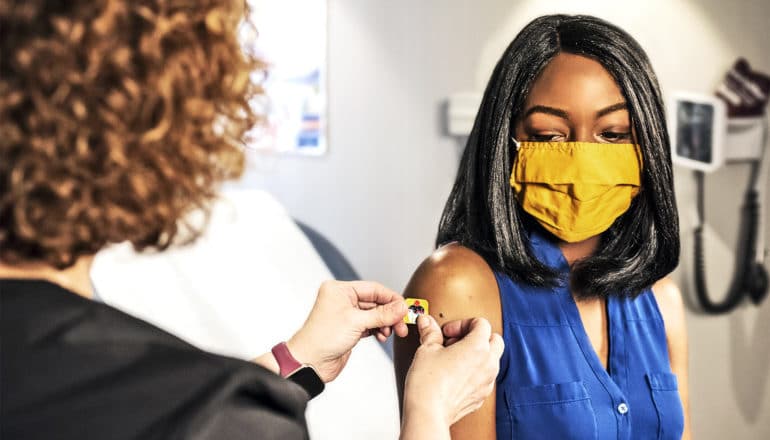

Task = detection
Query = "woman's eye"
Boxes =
[600,131,631,142]
[528,133,564,142]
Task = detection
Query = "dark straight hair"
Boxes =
[437,14,680,298]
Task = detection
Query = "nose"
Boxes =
[571,126,594,143]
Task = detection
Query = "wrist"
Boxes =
[286,333,319,369]
[401,400,451,440]
[253,351,280,374]
[270,341,325,399]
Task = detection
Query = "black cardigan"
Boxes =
[1,279,309,439]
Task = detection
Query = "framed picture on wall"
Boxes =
[242,0,327,156]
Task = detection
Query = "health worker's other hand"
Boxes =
[287,280,408,383]
[402,316,504,433]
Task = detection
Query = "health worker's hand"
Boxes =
[287,280,408,383]
[400,316,504,439]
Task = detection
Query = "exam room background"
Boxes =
[243,0,770,438]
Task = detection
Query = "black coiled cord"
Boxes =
[693,120,770,314]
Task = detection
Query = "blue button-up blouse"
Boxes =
[494,232,685,439]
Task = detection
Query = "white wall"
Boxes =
[244,0,770,438]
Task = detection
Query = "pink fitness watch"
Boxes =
[271,342,325,399]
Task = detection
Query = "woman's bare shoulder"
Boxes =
[651,278,685,325]
[651,277,687,345]
[405,243,501,327]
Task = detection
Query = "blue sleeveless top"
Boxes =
[494,232,684,439]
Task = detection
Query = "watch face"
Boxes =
[288,366,325,399]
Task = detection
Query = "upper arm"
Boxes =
[394,244,502,439]
[652,277,692,440]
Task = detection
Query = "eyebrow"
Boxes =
[523,105,569,120]
[522,102,628,120]
[596,102,628,118]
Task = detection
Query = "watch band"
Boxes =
[271,342,302,377]
[271,342,325,399]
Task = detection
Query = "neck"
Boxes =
[0,256,95,299]
[559,235,602,303]
[559,235,601,266]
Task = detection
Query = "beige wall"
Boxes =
[248,0,770,438]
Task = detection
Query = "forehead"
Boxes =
[525,52,625,111]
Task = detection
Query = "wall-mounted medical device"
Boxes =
[668,92,727,172]
[668,91,769,171]
[669,59,770,314]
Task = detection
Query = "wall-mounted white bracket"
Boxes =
[446,92,483,137]
[724,117,766,162]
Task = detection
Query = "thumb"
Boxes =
[359,300,406,330]
[417,315,443,346]
[490,332,505,360]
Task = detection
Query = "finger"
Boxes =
[358,299,407,330]
[453,318,492,345]
[356,301,378,310]
[489,332,505,360]
[441,318,479,339]
[417,315,443,346]
[374,327,391,342]
[346,280,404,305]
[393,321,408,338]
[444,337,460,347]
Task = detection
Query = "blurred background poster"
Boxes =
[243,0,327,155]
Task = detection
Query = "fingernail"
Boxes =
[418,315,430,329]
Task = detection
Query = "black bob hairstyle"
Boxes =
[437,14,680,299]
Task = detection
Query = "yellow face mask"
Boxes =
[510,140,643,243]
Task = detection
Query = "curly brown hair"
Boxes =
[0,0,260,268]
